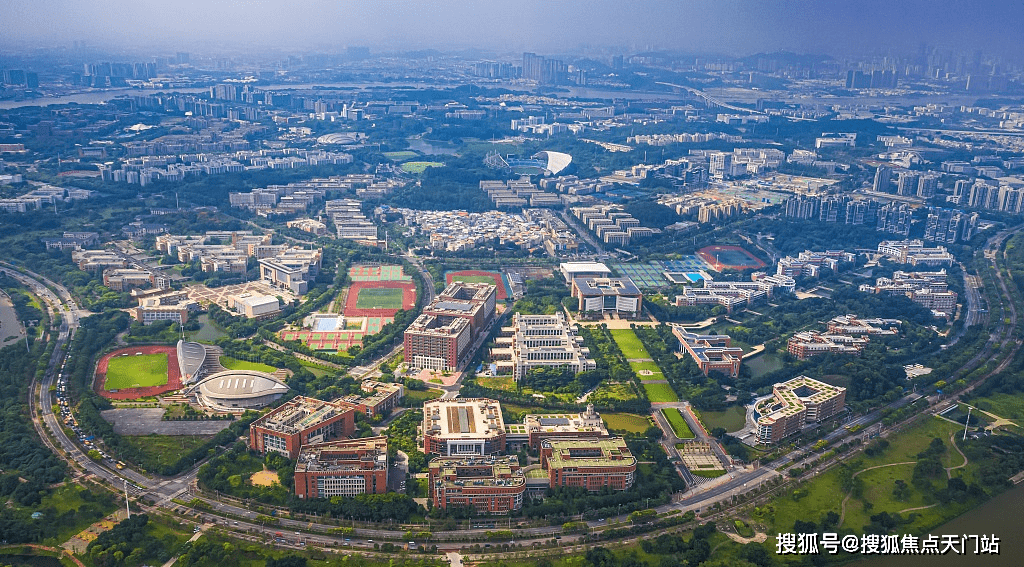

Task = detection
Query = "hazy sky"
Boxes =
[2,0,1021,57]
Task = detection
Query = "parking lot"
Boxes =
[101,408,232,435]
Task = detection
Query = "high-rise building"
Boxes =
[917,174,939,198]
[873,165,893,193]
[877,202,912,235]
[897,172,920,196]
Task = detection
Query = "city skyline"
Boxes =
[2,0,1022,60]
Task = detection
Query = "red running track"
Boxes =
[343,281,417,318]
[94,345,182,400]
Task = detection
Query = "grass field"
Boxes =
[644,382,679,402]
[118,434,213,472]
[355,287,406,309]
[971,392,1024,421]
[771,416,967,539]
[692,469,727,478]
[609,329,651,359]
[662,408,695,438]
[400,161,444,173]
[697,405,748,433]
[404,388,444,404]
[603,412,652,433]
[383,151,418,161]
[219,356,277,373]
[104,353,168,390]
[476,375,517,392]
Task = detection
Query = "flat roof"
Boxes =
[424,398,505,440]
[560,262,611,274]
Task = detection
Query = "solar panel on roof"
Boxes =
[539,417,570,426]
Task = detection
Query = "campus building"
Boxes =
[422,398,506,456]
[559,261,612,283]
[860,270,958,318]
[293,437,388,499]
[227,293,281,320]
[571,276,643,315]
[489,312,596,382]
[541,437,636,492]
[258,248,322,295]
[249,396,358,459]
[826,315,901,336]
[338,380,404,418]
[673,327,744,378]
[403,315,471,372]
[404,282,497,372]
[786,331,869,359]
[130,289,199,325]
[195,369,289,411]
[755,376,846,444]
[103,268,167,292]
[674,277,792,312]
[428,455,526,515]
[505,404,609,452]
[877,240,955,267]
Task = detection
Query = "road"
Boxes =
[12,222,1023,551]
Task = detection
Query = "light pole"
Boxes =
[123,479,131,519]
[963,406,972,441]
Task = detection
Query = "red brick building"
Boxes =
[294,437,388,499]
[541,437,636,492]
[428,455,525,515]
[249,396,357,459]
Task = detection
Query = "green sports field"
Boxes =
[383,151,418,161]
[451,274,499,285]
[104,353,168,390]
[400,161,444,174]
[220,356,277,373]
[609,329,651,359]
[355,287,406,309]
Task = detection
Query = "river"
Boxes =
[855,481,1024,567]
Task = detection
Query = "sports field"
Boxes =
[400,161,445,173]
[697,245,766,271]
[355,287,406,309]
[349,264,412,282]
[446,270,509,300]
[104,353,168,391]
[383,151,418,161]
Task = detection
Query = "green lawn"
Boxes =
[476,375,517,392]
[404,388,444,404]
[104,353,168,390]
[609,329,651,359]
[355,287,405,309]
[219,356,278,373]
[771,416,969,540]
[662,408,695,438]
[118,434,214,472]
[643,382,679,402]
[697,405,748,433]
[383,150,419,161]
[602,412,653,433]
[400,161,445,173]
[971,392,1024,422]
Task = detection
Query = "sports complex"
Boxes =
[697,245,766,271]
[279,264,416,351]
[94,345,182,400]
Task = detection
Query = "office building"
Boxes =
[877,240,955,267]
[786,331,869,359]
[514,405,609,451]
[860,271,957,317]
[130,289,198,325]
[571,277,643,315]
[294,437,388,499]
[422,398,506,456]
[249,396,358,459]
[489,313,596,383]
[227,293,282,320]
[428,455,525,514]
[755,376,846,444]
[673,328,744,378]
[541,437,636,492]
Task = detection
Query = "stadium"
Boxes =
[194,369,290,412]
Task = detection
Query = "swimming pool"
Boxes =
[313,316,340,331]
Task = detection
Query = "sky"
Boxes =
[2,0,1021,58]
